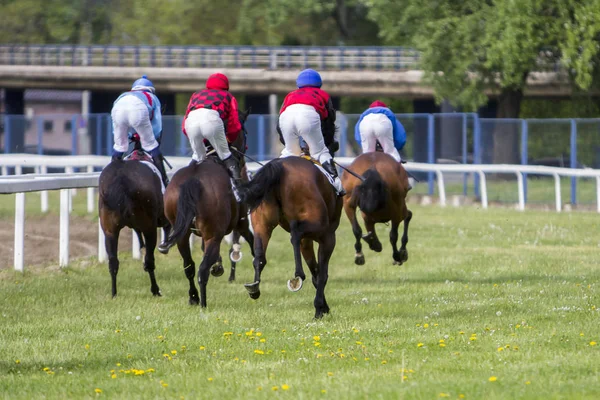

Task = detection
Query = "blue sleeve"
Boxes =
[152,95,162,140]
[392,117,406,150]
[354,112,366,145]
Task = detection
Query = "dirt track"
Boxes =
[0,214,133,270]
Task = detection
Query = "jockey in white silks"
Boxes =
[111,75,169,187]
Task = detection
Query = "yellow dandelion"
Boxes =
[327,372,334,377]
[200,346,205,350]
[469,337,477,341]
[127,354,132,359]
[516,324,521,329]
[388,350,394,354]
[525,381,531,385]
[116,363,121,367]
[416,324,421,327]
[580,333,584,337]
[489,376,497,382]
[459,331,465,335]
[256,332,262,337]
[94,388,102,394]
[402,375,408,381]
[282,329,286,333]
[459,394,465,399]
[281,350,286,353]
[223,332,233,337]
[439,339,445,343]
[43,367,50,371]
[352,328,360,333]
[314,342,321,347]
[181,346,187,351]
[439,393,450,398]
[590,341,597,346]
[260,338,266,343]
[313,335,321,341]
[85,344,90,350]
[321,389,327,394]
[114,329,121,333]
[282,384,290,391]
[272,386,279,391]
[15,360,20,364]
[162,383,168,388]
[381,360,387,365]
[417,343,424,347]
[364,357,370,361]
[208,377,214,382]
[513,346,519,351]
[146,368,155,373]
[171,350,177,355]
[245,330,254,336]
[46,371,55,375]
[157,335,164,340]
[505,344,510,348]
[254,349,265,355]
[434,323,439,327]
[111,374,117,379]
[439,343,446,347]
[356,341,363,345]
[424,323,429,328]
[257,386,262,391]
[497,347,504,352]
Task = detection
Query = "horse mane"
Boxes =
[238,159,284,212]
[358,168,387,213]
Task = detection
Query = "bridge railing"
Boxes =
[2,154,599,271]
[0,45,421,70]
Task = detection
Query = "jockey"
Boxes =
[354,100,406,162]
[278,68,345,196]
[182,72,243,193]
[111,75,169,186]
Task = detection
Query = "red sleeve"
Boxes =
[226,95,242,142]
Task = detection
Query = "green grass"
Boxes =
[1,205,599,399]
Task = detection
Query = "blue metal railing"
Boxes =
[2,112,599,205]
[0,44,421,71]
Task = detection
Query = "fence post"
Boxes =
[258,115,266,161]
[14,192,25,272]
[87,165,95,213]
[40,165,48,212]
[570,119,577,205]
[521,119,528,204]
[37,117,44,155]
[4,115,11,155]
[473,114,481,197]
[462,114,467,196]
[427,114,435,195]
[59,189,70,267]
[71,115,78,155]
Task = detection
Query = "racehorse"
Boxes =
[160,109,254,307]
[238,156,343,319]
[341,151,412,266]
[98,135,170,298]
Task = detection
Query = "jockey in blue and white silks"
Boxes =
[354,100,406,162]
[111,75,169,186]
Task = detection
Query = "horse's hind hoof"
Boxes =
[287,276,303,292]
[370,241,383,252]
[393,249,408,265]
[152,290,162,297]
[354,252,365,266]
[230,244,242,262]
[189,297,200,306]
[211,263,224,277]
[157,244,170,255]
[244,281,261,299]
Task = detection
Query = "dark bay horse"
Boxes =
[342,152,412,266]
[98,141,170,297]
[239,156,343,319]
[160,110,254,307]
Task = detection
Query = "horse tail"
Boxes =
[238,159,284,211]
[163,177,202,248]
[100,166,135,218]
[358,168,387,213]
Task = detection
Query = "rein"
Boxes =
[333,161,365,182]
[231,147,265,167]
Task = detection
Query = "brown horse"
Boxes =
[160,110,254,307]
[342,151,412,266]
[239,157,343,319]
[98,140,170,297]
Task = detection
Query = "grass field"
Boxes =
[1,204,599,399]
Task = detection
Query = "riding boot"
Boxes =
[322,160,346,196]
[149,148,169,187]
[223,155,243,197]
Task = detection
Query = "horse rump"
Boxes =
[357,168,387,213]
[99,166,135,219]
[238,159,284,211]
[163,177,203,249]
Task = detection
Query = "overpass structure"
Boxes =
[0,44,574,97]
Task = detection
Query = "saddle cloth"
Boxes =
[140,161,165,194]
[299,155,337,189]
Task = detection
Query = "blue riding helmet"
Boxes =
[131,75,155,93]
[296,69,322,88]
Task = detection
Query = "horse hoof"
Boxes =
[394,250,408,264]
[189,297,200,306]
[287,277,303,292]
[211,263,224,277]
[228,276,236,283]
[230,244,242,262]
[354,253,365,265]
[152,290,162,297]
[370,241,383,252]
[244,281,261,299]
[157,244,170,255]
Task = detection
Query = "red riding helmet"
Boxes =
[369,100,388,108]
[206,73,230,90]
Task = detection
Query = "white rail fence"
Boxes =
[1,154,600,272]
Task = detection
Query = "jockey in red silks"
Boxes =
[111,75,169,187]
[182,73,244,193]
[278,69,345,196]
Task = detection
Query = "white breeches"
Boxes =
[111,95,158,153]
[185,108,231,162]
[279,104,332,165]
[359,113,401,162]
